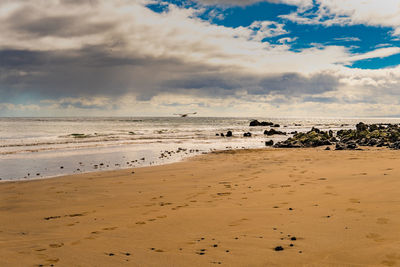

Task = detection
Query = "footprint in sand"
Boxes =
[46,258,60,264]
[382,253,400,266]
[49,243,64,248]
[377,218,389,224]
[216,192,231,196]
[228,218,249,227]
[150,248,164,252]
[366,233,385,242]
[103,227,118,230]
[345,208,363,213]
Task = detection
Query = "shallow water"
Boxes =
[1,117,400,180]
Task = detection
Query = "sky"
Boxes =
[1,0,400,117]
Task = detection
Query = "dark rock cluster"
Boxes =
[336,122,400,149]
[264,129,286,136]
[249,120,274,126]
[273,122,400,150]
[274,127,335,148]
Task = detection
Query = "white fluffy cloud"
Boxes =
[282,0,400,36]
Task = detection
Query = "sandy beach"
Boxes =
[1,147,400,266]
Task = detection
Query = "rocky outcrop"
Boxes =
[337,122,400,149]
[274,122,400,150]
[249,120,274,126]
[274,127,332,148]
[264,129,286,136]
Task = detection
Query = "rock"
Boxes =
[390,141,400,149]
[329,136,338,142]
[272,124,280,127]
[220,133,224,137]
[249,120,274,126]
[274,140,303,148]
[346,141,357,149]
[325,146,331,150]
[274,246,284,251]
[311,127,320,133]
[216,133,219,136]
[335,143,345,150]
[264,129,286,136]
[265,140,274,146]
[290,131,298,134]
[369,124,379,132]
[249,120,261,126]
[243,132,252,137]
[356,122,368,132]
[226,131,233,137]
[335,142,357,150]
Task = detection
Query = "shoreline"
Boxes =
[1,147,400,266]
[0,145,388,183]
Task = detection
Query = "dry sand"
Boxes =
[1,147,400,266]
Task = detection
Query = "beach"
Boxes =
[1,147,400,266]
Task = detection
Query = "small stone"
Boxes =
[291,237,297,241]
[274,246,284,251]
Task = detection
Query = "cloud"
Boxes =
[249,21,288,41]
[345,47,400,63]
[1,0,400,117]
[281,0,400,36]
[195,0,313,9]
[333,37,361,42]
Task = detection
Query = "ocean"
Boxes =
[1,117,400,181]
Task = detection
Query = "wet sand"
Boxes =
[1,147,400,266]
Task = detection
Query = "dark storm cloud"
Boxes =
[7,7,115,38]
[257,73,339,95]
[0,0,341,107]
[0,45,340,102]
[164,71,339,97]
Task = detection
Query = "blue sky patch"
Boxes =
[147,0,400,69]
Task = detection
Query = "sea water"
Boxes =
[1,117,400,181]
